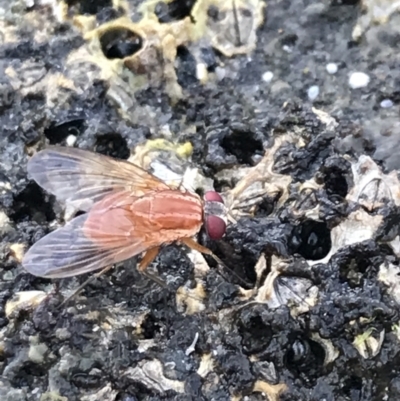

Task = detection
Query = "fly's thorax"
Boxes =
[143,190,203,232]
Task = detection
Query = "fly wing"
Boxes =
[22,201,152,278]
[27,146,169,211]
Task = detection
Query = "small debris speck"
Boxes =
[196,63,208,83]
[66,135,77,146]
[380,99,393,109]
[185,332,199,356]
[262,71,274,83]
[307,85,319,101]
[326,63,338,74]
[282,45,293,53]
[215,67,226,81]
[29,340,49,364]
[349,72,370,89]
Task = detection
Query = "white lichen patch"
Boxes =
[50,0,265,108]
[252,380,287,401]
[80,384,118,401]
[130,138,192,166]
[312,107,339,131]
[378,262,400,305]
[5,291,47,319]
[101,307,150,336]
[55,328,71,341]
[137,339,157,353]
[310,210,383,266]
[352,328,385,359]
[255,256,318,317]
[28,335,49,364]
[347,155,400,210]
[125,359,185,393]
[176,282,207,315]
[129,138,215,195]
[192,0,266,57]
[287,179,322,221]
[9,243,25,263]
[353,0,400,40]
[186,250,211,278]
[81,384,119,401]
[197,353,215,377]
[389,236,400,258]
[85,15,190,101]
[5,59,48,97]
[225,135,295,218]
[39,392,68,401]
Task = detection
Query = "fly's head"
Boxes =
[203,191,227,240]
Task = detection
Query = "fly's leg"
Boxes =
[181,238,251,288]
[58,264,114,308]
[138,247,168,289]
[138,246,160,271]
[181,238,225,267]
[59,247,166,308]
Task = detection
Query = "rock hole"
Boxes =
[254,194,280,217]
[10,361,47,388]
[322,166,348,197]
[95,133,130,159]
[44,119,86,145]
[221,125,264,165]
[319,157,351,198]
[240,8,252,18]
[291,220,331,261]
[280,33,298,47]
[343,375,363,400]
[155,0,197,23]
[100,28,142,59]
[285,337,325,380]
[141,313,162,340]
[337,247,377,288]
[207,5,226,22]
[11,182,55,223]
[238,314,273,355]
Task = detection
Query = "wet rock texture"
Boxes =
[1,0,400,400]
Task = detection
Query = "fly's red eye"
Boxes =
[206,215,226,240]
[204,191,224,203]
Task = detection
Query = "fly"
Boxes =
[22,146,229,286]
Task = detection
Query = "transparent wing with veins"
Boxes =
[23,147,170,278]
[27,146,170,211]
[22,192,154,278]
